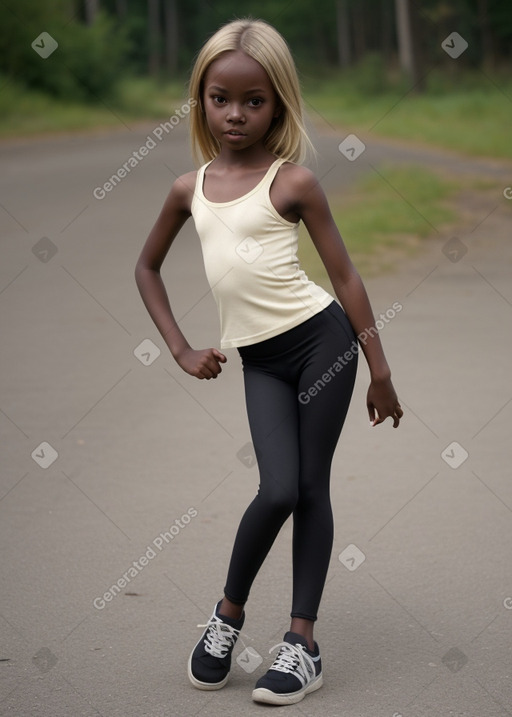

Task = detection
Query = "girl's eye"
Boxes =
[248,98,263,107]
[212,96,226,105]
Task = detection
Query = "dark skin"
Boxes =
[135,50,403,650]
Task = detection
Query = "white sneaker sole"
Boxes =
[187,652,229,691]
[252,673,323,705]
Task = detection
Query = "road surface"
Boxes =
[1,115,511,716]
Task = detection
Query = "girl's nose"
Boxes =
[227,104,244,122]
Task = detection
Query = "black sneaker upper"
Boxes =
[190,601,245,684]
[254,631,321,695]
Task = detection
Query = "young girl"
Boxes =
[135,18,402,706]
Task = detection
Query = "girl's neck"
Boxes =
[213,144,276,170]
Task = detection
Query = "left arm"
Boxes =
[291,168,403,428]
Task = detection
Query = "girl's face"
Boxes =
[202,50,280,155]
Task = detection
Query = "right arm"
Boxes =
[134,174,226,380]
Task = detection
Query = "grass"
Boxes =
[298,164,457,281]
[0,76,187,137]
[302,68,512,160]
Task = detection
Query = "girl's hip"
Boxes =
[237,301,357,371]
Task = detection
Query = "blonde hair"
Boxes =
[188,18,314,165]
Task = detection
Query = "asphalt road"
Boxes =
[1,115,511,717]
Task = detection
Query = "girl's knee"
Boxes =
[259,485,298,518]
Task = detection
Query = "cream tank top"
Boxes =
[191,157,334,349]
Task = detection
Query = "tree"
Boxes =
[395,0,425,91]
[163,0,178,74]
[84,0,99,25]
[147,0,161,76]
[336,0,352,68]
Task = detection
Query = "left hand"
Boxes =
[367,376,403,428]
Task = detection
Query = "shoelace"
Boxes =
[268,641,315,683]
[196,616,241,659]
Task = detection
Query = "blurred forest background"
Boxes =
[2,0,511,97]
[0,0,510,156]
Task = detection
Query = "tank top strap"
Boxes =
[258,157,288,193]
[194,160,213,197]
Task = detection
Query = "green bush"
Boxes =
[0,1,129,101]
[55,13,130,101]
[348,52,390,95]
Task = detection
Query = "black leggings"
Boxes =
[223,301,358,621]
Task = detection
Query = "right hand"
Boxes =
[175,347,227,379]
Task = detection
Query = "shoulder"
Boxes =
[165,169,198,214]
[277,162,324,196]
[278,161,315,183]
[172,169,198,199]
[276,162,327,210]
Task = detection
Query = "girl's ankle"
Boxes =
[219,597,244,621]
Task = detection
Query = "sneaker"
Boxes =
[187,601,244,690]
[252,631,323,705]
